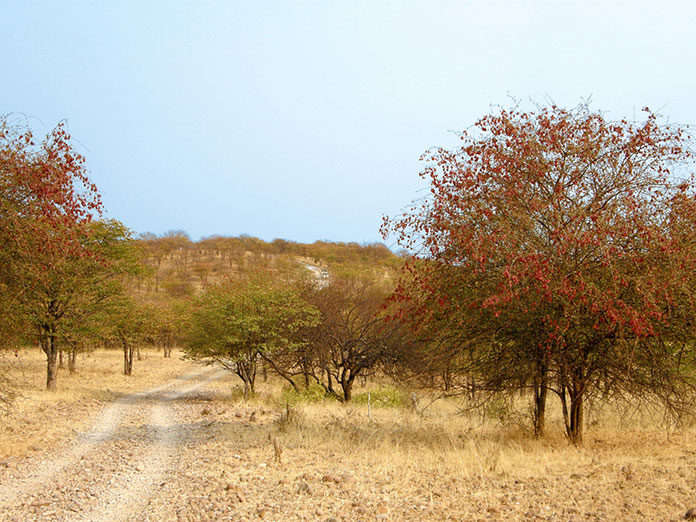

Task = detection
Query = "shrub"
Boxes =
[353,386,407,408]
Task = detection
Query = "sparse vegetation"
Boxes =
[3,350,696,520]
[3,103,696,520]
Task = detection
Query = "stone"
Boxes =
[296,481,312,495]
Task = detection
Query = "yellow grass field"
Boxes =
[2,348,696,520]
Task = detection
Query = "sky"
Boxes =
[2,0,695,245]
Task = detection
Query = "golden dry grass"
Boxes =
[197,379,696,520]
[2,350,696,520]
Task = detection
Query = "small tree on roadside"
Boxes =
[19,219,140,389]
[306,277,406,401]
[184,276,319,399]
[103,297,153,376]
[383,103,696,443]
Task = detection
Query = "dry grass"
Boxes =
[0,347,196,459]
[2,351,696,520]
[195,379,696,520]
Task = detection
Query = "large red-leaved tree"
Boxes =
[382,104,696,443]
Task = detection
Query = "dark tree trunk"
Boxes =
[325,367,334,395]
[41,324,59,391]
[569,383,584,445]
[46,350,58,391]
[442,366,451,392]
[45,339,58,391]
[137,346,142,361]
[560,368,585,445]
[58,349,65,369]
[236,357,257,400]
[340,369,355,402]
[533,359,548,438]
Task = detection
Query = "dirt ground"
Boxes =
[1,349,696,521]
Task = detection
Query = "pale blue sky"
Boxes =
[2,1,694,244]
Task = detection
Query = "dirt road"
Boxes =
[0,367,225,521]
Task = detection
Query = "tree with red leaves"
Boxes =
[383,104,696,444]
[1,116,103,390]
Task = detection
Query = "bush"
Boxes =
[281,383,338,405]
[353,386,406,408]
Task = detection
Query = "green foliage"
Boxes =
[353,386,407,408]
[184,275,319,371]
[281,383,338,405]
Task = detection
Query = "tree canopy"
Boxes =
[184,276,319,398]
[383,104,696,443]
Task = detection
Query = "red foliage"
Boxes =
[382,104,696,349]
[1,117,102,260]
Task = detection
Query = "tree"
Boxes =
[102,297,154,375]
[1,117,102,348]
[20,219,140,389]
[150,303,182,358]
[383,103,696,443]
[184,277,319,399]
[305,277,406,401]
[1,117,109,390]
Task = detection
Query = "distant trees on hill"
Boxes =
[130,231,401,296]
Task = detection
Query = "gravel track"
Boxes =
[0,366,225,522]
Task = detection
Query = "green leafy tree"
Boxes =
[185,277,319,399]
[18,219,142,389]
[102,297,154,375]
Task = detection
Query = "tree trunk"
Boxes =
[137,346,142,361]
[41,325,59,391]
[58,349,65,369]
[236,357,257,400]
[533,359,548,438]
[326,367,334,395]
[342,379,354,401]
[442,361,452,391]
[123,339,134,376]
[569,387,584,445]
[341,370,355,402]
[68,347,77,374]
[560,368,585,445]
[45,339,58,391]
